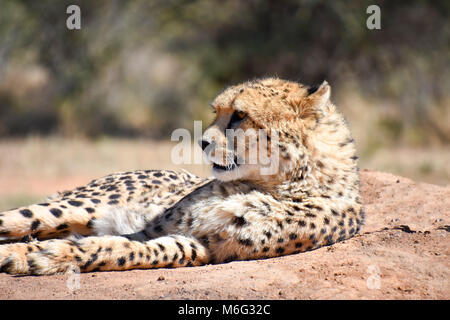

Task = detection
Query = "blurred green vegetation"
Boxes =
[0,0,449,148]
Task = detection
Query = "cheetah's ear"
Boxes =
[295,81,331,121]
[307,80,330,109]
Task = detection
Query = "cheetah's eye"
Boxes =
[227,110,247,129]
[236,111,246,119]
[231,110,246,121]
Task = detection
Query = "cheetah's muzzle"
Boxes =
[212,155,240,171]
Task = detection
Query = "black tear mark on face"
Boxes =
[226,110,247,130]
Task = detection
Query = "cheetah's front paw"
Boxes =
[25,242,78,275]
[0,241,77,275]
[0,245,31,275]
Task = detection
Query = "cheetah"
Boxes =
[0,77,364,275]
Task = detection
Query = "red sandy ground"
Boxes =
[0,170,448,300]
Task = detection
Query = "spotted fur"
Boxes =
[0,78,364,275]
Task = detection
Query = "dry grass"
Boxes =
[0,137,448,211]
[360,147,450,186]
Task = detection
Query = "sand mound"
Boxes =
[0,170,448,300]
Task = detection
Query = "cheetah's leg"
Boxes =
[0,234,209,275]
[0,201,108,242]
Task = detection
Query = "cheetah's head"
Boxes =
[200,77,357,187]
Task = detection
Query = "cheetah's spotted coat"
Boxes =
[0,78,364,275]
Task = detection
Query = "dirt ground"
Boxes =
[0,170,448,300]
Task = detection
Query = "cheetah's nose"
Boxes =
[198,139,211,151]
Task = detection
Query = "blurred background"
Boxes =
[0,0,449,210]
